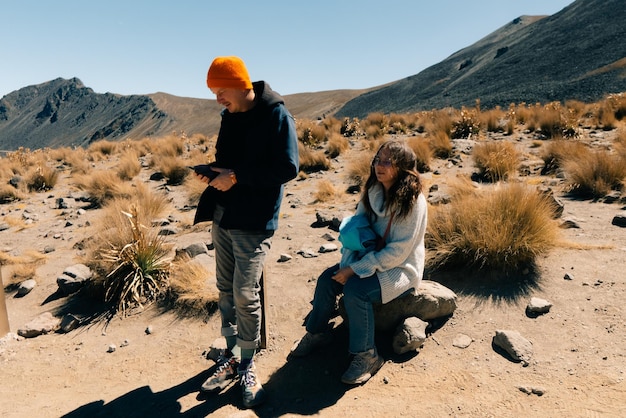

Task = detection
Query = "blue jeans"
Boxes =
[212,205,273,351]
[305,263,382,354]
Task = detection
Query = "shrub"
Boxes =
[407,137,432,172]
[451,107,480,139]
[74,170,135,208]
[93,204,171,316]
[429,131,453,159]
[540,139,589,174]
[340,118,362,137]
[346,150,375,187]
[0,183,23,204]
[297,119,327,148]
[427,182,560,272]
[472,141,519,182]
[116,150,142,181]
[25,164,58,192]
[298,142,331,173]
[314,179,339,203]
[563,149,626,198]
[327,132,349,158]
[167,255,219,317]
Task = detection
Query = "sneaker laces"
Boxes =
[240,367,257,388]
[215,356,236,374]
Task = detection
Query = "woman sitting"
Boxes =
[290,140,428,385]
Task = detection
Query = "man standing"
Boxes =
[195,56,299,408]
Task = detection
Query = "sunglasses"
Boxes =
[372,156,393,167]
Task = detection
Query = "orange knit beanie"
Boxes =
[206,56,253,90]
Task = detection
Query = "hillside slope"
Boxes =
[336,0,626,118]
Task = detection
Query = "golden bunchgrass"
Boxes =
[314,179,339,203]
[25,164,59,192]
[298,142,331,172]
[0,184,23,204]
[73,170,135,207]
[406,137,432,172]
[327,132,350,158]
[540,139,589,174]
[428,130,453,159]
[87,139,118,157]
[116,149,142,181]
[155,155,189,185]
[168,256,219,317]
[346,149,375,186]
[563,149,626,198]
[472,141,519,182]
[427,182,560,272]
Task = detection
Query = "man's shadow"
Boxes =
[61,324,414,417]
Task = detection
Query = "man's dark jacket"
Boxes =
[194,81,299,231]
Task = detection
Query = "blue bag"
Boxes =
[338,214,378,251]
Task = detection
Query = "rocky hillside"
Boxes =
[0,78,367,151]
[0,0,623,150]
[337,0,626,118]
[0,78,174,150]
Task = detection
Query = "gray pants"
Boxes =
[211,205,272,350]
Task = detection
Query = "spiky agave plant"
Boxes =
[102,204,171,316]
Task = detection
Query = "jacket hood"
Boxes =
[253,81,284,108]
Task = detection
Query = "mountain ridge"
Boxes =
[1,0,624,151]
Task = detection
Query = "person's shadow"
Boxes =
[61,324,414,417]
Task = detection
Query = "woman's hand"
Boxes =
[332,266,355,285]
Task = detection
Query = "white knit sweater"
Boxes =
[340,184,428,304]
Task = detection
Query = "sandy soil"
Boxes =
[1,130,625,418]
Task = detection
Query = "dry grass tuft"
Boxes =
[407,137,432,172]
[314,179,339,203]
[472,141,519,182]
[346,149,375,186]
[116,150,142,181]
[327,132,350,158]
[0,184,23,204]
[298,142,331,173]
[427,182,560,272]
[156,156,189,185]
[25,164,59,192]
[540,139,589,174]
[74,170,134,208]
[563,149,626,198]
[167,256,219,317]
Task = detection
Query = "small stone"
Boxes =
[319,243,338,253]
[107,344,116,353]
[145,325,153,335]
[17,279,37,296]
[564,273,574,281]
[452,334,473,348]
[278,254,293,262]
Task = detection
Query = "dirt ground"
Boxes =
[1,131,625,418]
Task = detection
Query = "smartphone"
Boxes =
[190,164,219,180]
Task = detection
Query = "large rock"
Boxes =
[340,280,457,332]
[17,312,61,338]
[56,263,92,295]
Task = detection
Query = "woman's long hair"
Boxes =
[362,140,422,220]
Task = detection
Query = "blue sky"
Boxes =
[1,0,574,100]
